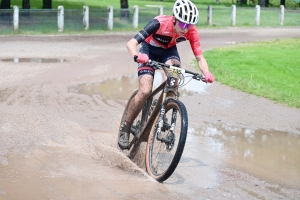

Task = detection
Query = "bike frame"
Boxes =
[128,77,179,148]
[124,60,205,150]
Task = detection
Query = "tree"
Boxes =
[120,0,129,21]
[0,0,10,9]
[22,0,30,9]
[259,0,269,6]
[43,0,52,9]
[121,0,128,9]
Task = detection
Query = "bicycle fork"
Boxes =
[156,99,178,149]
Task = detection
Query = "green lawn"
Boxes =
[203,38,300,108]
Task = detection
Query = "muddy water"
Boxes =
[1,58,67,63]
[1,29,300,199]
[70,75,300,189]
[188,125,300,188]
[68,71,208,101]
[0,146,165,199]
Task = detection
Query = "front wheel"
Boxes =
[145,98,188,182]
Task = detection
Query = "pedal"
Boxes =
[130,126,137,137]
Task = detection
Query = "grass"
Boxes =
[203,38,300,108]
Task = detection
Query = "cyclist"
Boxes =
[118,0,215,149]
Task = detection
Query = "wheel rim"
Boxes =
[148,106,182,177]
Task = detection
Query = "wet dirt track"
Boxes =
[0,27,300,199]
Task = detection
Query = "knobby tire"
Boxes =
[145,98,188,182]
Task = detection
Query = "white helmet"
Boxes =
[173,0,199,24]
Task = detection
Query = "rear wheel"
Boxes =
[145,99,188,182]
[118,90,150,159]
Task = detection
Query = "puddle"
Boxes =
[69,72,208,100]
[187,124,300,188]
[1,58,67,63]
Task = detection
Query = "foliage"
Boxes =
[268,0,299,8]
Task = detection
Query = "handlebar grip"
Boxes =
[193,74,207,83]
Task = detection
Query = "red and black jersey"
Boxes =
[134,15,202,56]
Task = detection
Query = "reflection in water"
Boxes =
[69,72,208,100]
[1,58,66,63]
[189,124,300,188]
[68,76,137,101]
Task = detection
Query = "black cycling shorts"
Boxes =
[137,42,180,77]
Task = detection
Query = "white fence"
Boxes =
[3,5,297,33]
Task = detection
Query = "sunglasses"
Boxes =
[177,21,190,29]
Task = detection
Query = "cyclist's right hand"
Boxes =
[134,53,149,63]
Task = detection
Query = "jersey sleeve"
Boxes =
[188,28,202,57]
[133,19,160,44]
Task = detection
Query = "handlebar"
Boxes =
[147,60,206,82]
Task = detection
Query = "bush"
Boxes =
[262,0,299,8]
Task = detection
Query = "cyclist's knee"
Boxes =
[165,58,180,67]
[137,87,151,100]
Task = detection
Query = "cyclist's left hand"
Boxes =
[204,72,215,83]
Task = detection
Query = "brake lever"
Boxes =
[193,74,207,83]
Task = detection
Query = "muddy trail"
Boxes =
[0,27,300,199]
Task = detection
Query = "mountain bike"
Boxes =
[118,60,206,182]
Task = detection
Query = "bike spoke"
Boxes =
[149,104,182,176]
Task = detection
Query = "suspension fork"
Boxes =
[156,87,179,143]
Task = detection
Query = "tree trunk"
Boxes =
[0,0,11,9]
[120,0,129,21]
[22,0,30,9]
[280,0,285,6]
[241,0,247,4]
[43,0,52,9]
[259,0,266,6]
[22,0,30,17]
[121,0,128,8]
[0,0,11,25]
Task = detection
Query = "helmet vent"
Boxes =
[173,0,199,24]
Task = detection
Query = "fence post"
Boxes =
[231,5,236,26]
[83,6,89,30]
[133,5,139,28]
[280,5,284,25]
[158,6,163,15]
[58,6,64,32]
[207,5,212,25]
[108,6,113,30]
[13,6,19,34]
[255,5,260,26]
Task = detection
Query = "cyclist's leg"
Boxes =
[161,45,181,95]
[119,42,156,148]
[118,73,154,148]
[123,42,156,127]
[125,74,153,126]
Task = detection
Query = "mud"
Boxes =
[0,27,300,199]
[1,58,67,63]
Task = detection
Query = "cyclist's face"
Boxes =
[174,20,189,35]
